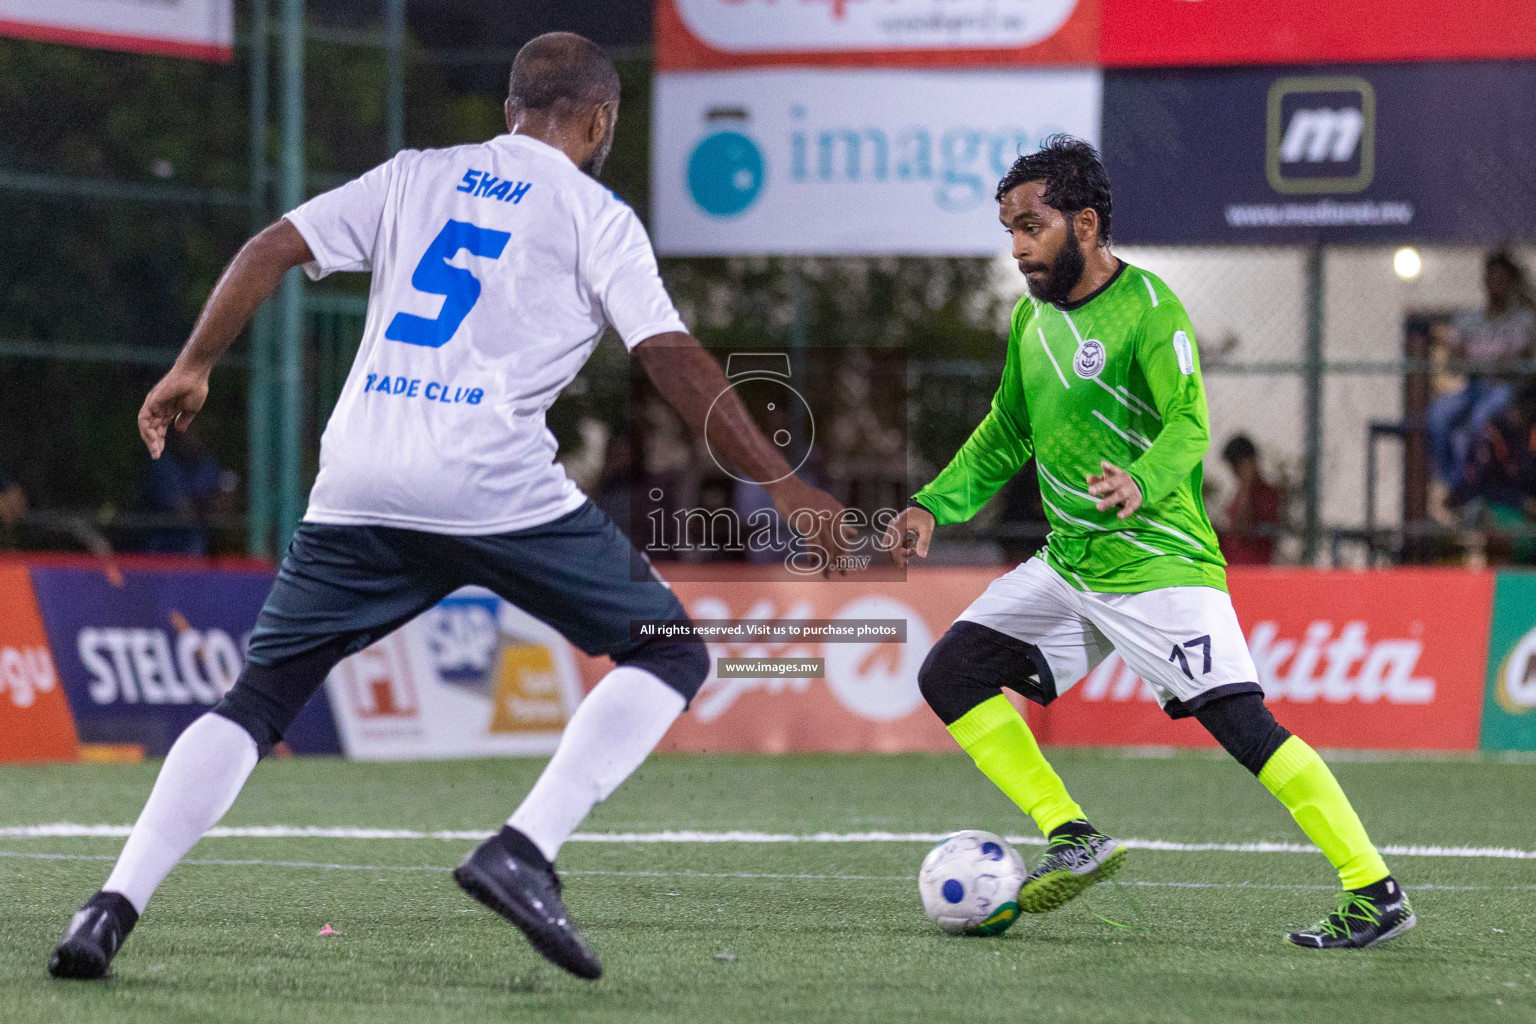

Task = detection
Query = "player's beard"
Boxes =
[580,123,615,178]
[1022,230,1086,305]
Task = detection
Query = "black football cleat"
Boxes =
[453,826,601,980]
[49,891,138,980]
[1287,876,1417,949]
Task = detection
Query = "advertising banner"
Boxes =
[28,565,340,756]
[323,587,587,761]
[0,0,232,61]
[1038,569,1493,751]
[569,567,1491,753]
[653,68,1101,255]
[1102,62,1536,245]
[656,0,1099,70]
[575,568,981,753]
[1100,0,1536,69]
[0,565,78,761]
[1480,572,1536,752]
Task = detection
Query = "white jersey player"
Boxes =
[51,32,847,983]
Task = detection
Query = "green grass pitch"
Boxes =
[2,750,1533,1023]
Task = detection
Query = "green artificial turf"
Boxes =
[1,751,1532,1023]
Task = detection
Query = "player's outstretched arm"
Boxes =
[633,332,855,570]
[882,504,935,569]
[138,220,313,459]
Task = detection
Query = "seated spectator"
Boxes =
[0,464,26,549]
[1219,434,1281,565]
[134,426,228,555]
[1450,383,1536,562]
[1427,250,1536,487]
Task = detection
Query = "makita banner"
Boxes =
[572,567,1493,752]
[656,0,1100,70]
[0,0,232,61]
[1038,569,1493,751]
[653,67,1101,255]
[28,564,340,756]
[1102,62,1536,245]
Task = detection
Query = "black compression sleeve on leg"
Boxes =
[1193,691,1292,776]
[213,640,349,758]
[918,620,1056,726]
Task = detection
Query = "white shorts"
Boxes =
[957,557,1261,717]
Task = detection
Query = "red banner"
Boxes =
[0,565,79,762]
[578,566,1492,753]
[1037,569,1493,751]
[658,0,1536,70]
[656,0,1101,70]
[1100,0,1536,68]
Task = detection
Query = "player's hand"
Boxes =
[770,477,858,577]
[883,505,935,569]
[1087,461,1142,519]
[138,362,210,459]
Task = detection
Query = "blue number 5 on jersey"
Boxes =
[385,220,511,348]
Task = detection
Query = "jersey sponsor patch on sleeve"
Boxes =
[1173,330,1195,375]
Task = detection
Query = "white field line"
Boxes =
[1,824,1535,860]
[0,850,1532,893]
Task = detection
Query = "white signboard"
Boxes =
[673,0,1081,53]
[0,0,233,61]
[324,588,585,761]
[653,68,1102,255]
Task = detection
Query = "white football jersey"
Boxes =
[283,133,685,534]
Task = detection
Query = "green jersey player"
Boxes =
[885,137,1414,949]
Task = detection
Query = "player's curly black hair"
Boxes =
[995,134,1113,245]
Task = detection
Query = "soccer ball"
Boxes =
[918,830,1027,936]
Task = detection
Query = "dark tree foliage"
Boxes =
[0,31,1008,550]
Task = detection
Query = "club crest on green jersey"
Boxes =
[1073,339,1107,379]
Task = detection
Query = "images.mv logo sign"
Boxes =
[1266,76,1375,196]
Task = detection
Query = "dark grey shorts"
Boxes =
[247,501,686,668]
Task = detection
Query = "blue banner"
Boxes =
[28,566,341,756]
[1103,62,1536,244]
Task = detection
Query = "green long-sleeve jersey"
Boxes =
[913,261,1227,592]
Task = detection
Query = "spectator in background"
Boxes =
[0,464,26,549]
[1450,382,1536,562]
[1219,434,1281,565]
[1428,250,1536,487]
[134,425,230,555]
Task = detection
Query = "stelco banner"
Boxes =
[1102,62,1536,245]
[652,68,1101,255]
[24,562,339,757]
[0,0,232,61]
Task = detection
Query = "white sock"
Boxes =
[508,665,685,862]
[103,713,260,914]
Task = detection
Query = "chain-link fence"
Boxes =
[2,13,1533,569]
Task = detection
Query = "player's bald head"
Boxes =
[508,32,620,117]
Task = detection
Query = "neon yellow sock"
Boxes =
[1258,736,1390,890]
[947,694,1084,836]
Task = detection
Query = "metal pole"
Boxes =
[385,0,405,154]
[277,0,306,550]
[1302,245,1325,564]
[247,0,274,557]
